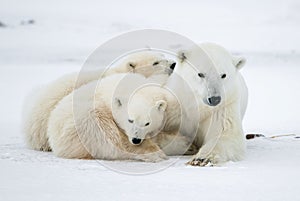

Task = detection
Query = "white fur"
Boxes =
[23,51,175,151]
[167,43,248,165]
[114,84,198,156]
[47,73,168,162]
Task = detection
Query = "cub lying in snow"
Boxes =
[47,73,195,161]
[114,84,198,156]
[23,51,176,152]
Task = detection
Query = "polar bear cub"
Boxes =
[23,51,176,152]
[113,84,198,156]
[47,73,170,161]
[106,51,176,77]
[169,42,248,166]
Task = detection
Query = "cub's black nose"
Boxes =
[131,138,142,145]
[207,96,221,106]
[170,62,176,70]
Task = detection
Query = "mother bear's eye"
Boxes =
[198,73,205,78]
[153,61,159,66]
[144,122,150,126]
[221,74,227,79]
[128,119,134,123]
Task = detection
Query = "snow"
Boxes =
[0,0,300,200]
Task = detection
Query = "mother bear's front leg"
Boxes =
[187,103,246,166]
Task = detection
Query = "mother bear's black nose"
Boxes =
[131,138,142,145]
[207,96,221,106]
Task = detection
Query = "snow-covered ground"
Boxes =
[0,0,299,200]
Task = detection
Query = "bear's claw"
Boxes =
[186,158,214,167]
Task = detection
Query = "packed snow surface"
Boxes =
[0,0,299,200]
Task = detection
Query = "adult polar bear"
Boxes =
[166,42,248,166]
[113,42,247,166]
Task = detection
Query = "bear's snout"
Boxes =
[207,96,221,106]
[131,138,142,145]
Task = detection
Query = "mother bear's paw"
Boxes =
[187,158,213,167]
[186,154,219,167]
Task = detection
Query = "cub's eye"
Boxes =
[128,119,134,123]
[221,74,227,79]
[198,73,205,78]
[145,122,150,126]
[153,61,159,66]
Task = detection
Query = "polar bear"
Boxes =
[110,43,247,162]
[47,73,172,161]
[113,84,198,156]
[23,51,176,152]
[167,42,248,166]
[106,51,176,77]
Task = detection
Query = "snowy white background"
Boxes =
[0,0,299,200]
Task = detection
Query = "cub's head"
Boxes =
[176,43,246,107]
[117,51,176,77]
[113,87,167,145]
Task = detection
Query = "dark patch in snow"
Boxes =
[21,19,35,25]
[246,133,265,140]
[0,21,6,27]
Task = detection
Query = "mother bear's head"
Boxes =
[175,42,246,108]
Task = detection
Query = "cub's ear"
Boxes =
[233,56,246,70]
[114,97,123,108]
[155,100,167,112]
[127,62,136,70]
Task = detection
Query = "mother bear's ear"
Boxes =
[233,56,246,70]
[155,100,167,112]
